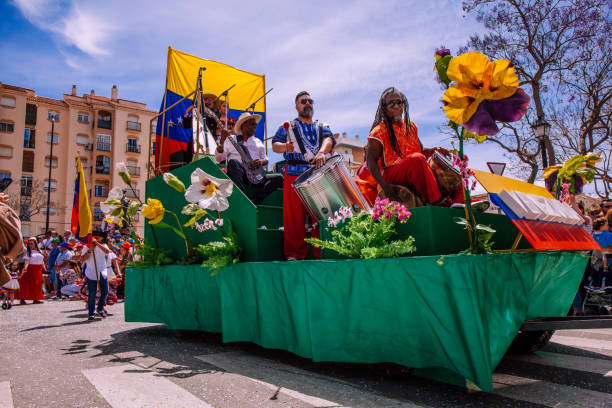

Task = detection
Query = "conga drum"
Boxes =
[428,151,462,198]
[292,155,371,223]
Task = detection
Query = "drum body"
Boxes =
[292,156,371,223]
[428,151,461,198]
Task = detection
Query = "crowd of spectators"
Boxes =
[1,227,137,320]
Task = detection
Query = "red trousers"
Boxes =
[383,153,442,204]
[283,169,321,260]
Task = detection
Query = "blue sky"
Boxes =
[1,0,517,187]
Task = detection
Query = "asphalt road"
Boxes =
[1,300,611,407]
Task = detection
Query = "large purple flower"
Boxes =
[463,88,530,136]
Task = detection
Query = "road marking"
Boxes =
[550,335,612,351]
[197,351,426,407]
[82,364,212,408]
[507,351,612,377]
[0,382,13,408]
[491,373,612,408]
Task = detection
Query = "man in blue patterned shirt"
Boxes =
[272,91,335,260]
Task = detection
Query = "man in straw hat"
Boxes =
[216,112,283,204]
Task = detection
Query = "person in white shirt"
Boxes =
[215,112,283,204]
[79,232,111,320]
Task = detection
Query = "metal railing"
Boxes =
[127,121,141,131]
[97,119,112,129]
[124,189,140,199]
[95,166,110,174]
[126,143,141,153]
[21,186,32,196]
[23,139,35,149]
[126,165,140,176]
[97,142,111,152]
[94,187,109,197]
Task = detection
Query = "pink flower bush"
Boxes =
[371,197,411,223]
[195,218,224,232]
[327,206,353,227]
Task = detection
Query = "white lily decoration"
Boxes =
[185,168,233,211]
[116,162,131,184]
[100,187,123,223]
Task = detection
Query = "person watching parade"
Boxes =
[216,112,283,204]
[272,91,335,260]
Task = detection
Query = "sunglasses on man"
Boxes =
[386,99,404,108]
[300,98,314,105]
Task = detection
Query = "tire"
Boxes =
[507,330,555,354]
[6,302,11,309]
[1,302,7,310]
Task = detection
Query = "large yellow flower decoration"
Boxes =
[443,51,519,124]
[141,198,165,224]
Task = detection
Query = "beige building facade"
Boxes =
[0,82,156,237]
[333,132,366,174]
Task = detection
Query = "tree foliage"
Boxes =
[461,0,611,192]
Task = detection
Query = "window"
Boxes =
[97,111,112,129]
[126,138,140,153]
[77,112,89,123]
[76,134,89,145]
[127,115,140,131]
[126,159,140,176]
[25,104,37,125]
[75,157,88,168]
[97,133,111,151]
[21,175,32,196]
[48,111,60,121]
[46,133,59,144]
[21,225,30,237]
[44,179,57,191]
[94,185,106,197]
[95,155,110,174]
[0,122,14,132]
[22,151,34,172]
[151,141,156,155]
[45,156,58,167]
[93,207,104,221]
[1,96,16,107]
[42,204,56,215]
[0,146,13,157]
[0,172,10,180]
[23,128,35,148]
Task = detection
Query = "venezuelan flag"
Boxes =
[71,157,92,243]
[155,46,266,173]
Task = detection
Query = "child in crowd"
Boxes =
[2,261,22,305]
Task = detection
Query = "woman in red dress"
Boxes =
[15,238,45,304]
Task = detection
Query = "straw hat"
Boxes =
[234,112,262,135]
[202,93,220,109]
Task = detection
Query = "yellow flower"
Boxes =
[141,198,165,224]
[443,51,519,124]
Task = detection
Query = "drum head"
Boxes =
[293,155,342,188]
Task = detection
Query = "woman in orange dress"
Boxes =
[15,238,45,304]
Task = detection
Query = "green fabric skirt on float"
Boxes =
[126,252,586,392]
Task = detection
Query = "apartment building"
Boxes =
[333,132,365,174]
[0,82,157,237]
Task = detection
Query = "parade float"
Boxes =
[119,47,609,392]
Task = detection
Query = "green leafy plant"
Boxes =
[196,224,240,276]
[453,217,495,254]
[306,202,416,259]
[129,243,173,269]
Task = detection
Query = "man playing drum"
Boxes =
[366,87,450,206]
[272,91,335,260]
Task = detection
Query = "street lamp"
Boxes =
[45,115,55,233]
[532,116,551,169]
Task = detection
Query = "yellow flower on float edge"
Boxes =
[141,198,165,224]
[443,51,519,124]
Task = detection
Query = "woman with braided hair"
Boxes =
[365,87,443,205]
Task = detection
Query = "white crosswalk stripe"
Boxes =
[82,364,213,408]
[507,351,612,376]
[0,381,13,408]
[197,351,427,407]
[490,373,612,408]
[550,335,612,351]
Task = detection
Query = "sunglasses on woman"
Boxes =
[386,99,404,108]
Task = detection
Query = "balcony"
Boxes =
[126,165,140,176]
[25,104,37,126]
[21,186,32,196]
[94,187,109,197]
[126,121,141,131]
[95,166,110,175]
[97,142,111,152]
[126,143,141,153]
[23,139,35,149]
[84,143,93,151]
[125,189,140,199]
[98,119,112,129]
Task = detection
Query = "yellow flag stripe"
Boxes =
[473,169,554,199]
